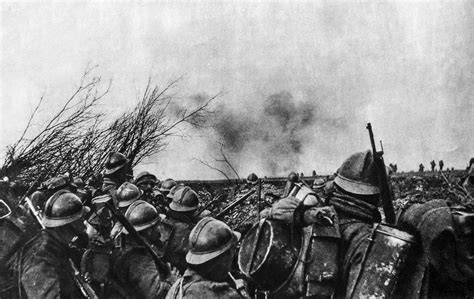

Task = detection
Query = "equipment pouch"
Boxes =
[305,208,340,298]
[350,223,416,298]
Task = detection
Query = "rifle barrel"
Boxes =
[215,189,256,219]
[103,200,170,277]
[366,123,396,225]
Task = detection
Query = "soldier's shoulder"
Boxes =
[22,231,58,256]
[114,245,149,268]
[167,216,194,230]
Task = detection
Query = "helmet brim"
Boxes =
[118,198,138,208]
[169,202,199,212]
[118,190,142,208]
[42,206,90,228]
[136,179,156,185]
[104,163,127,175]
[334,175,380,195]
[186,231,241,265]
[122,217,159,234]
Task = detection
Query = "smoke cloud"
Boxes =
[2,2,473,179]
[209,91,347,176]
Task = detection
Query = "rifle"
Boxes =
[69,258,99,299]
[439,170,469,197]
[215,189,256,219]
[256,178,261,222]
[366,123,396,225]
[25,196,45,229]
[195,193,225,216]
[93,195,170,277]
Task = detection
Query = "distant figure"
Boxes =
[389,163,398,173]
[439,160,444,171]
[468,158,474,170]
[312,170,317,177]
[246,173,259,185]
[300,172,304,178]
[419,163,425,173]
[430,160,436,172]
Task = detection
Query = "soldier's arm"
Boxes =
[397,199,474,282]
[128,252,172,299]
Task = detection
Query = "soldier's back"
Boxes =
[163,216,194,273]
[20,231,81,298]
[113,245,171,299]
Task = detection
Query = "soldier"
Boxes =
[331,152,474,297]
[110,182,142,240]
[159,178,178,200]
[439,160,444,171]
[102,152,132,197]
[113,200,179,299]
[116,182,142,214]
[166,184,185,207]
[419,163,424,173]
[246,150,474,298]
[134,171,160,206]
[430,160,436,172]
[246,173,259,186]
[166,217,246,298]
[30,175,77,211]
[463,162,473,198]
[19,190,90,298]
[468,158,474,171]
[135,172,166,212]
[162,186,201,272]
[73,176,92,204]
[312,177,328,199]
[88,152,132,238]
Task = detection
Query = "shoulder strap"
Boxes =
[178,277,184,299]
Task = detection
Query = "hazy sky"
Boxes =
[1,1,473,179]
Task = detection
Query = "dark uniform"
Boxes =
[166,217,245,299]
[162,211,195,273]
[248,150,474,298]
[19,230,82,298]
[18,190,90,299]
[114,245,172,299]
[166,269,243,299]
[112,200,178,299]
[328,152,474,298]
[162,187,201,272]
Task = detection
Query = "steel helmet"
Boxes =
[72,177,85,189]
[312,178,326,190]
[166,184,184,200]
[334,150,380,195]
[42,190,89,227]
[44,176,69,191]
[186,217,241,265]
[246,173,259,185]
[287,172,299,183]
[104,152,129,175]
[117,182,142,208]
[169,186,199,212]
[123,200,159,234]
[134,171,157,185]
[159,178,177,193]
